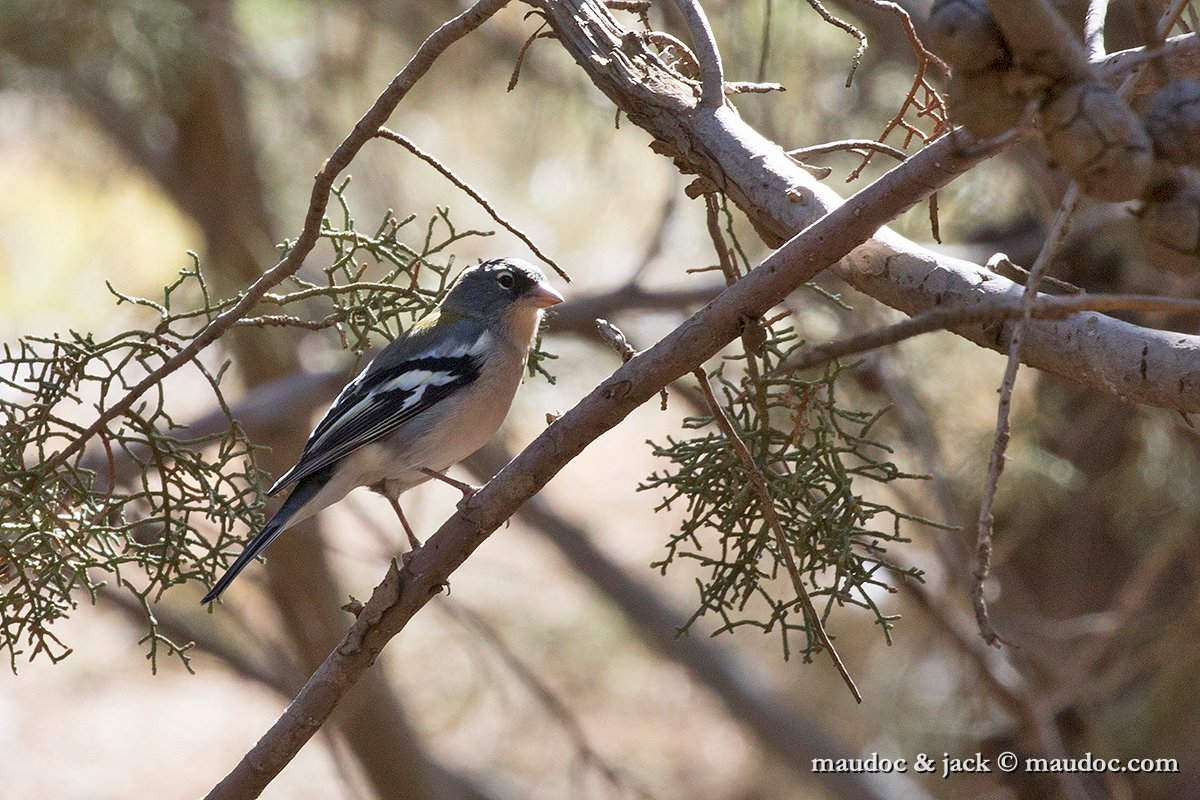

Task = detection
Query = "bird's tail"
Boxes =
[201,476,324,604]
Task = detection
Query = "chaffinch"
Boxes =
[202,258,563,603]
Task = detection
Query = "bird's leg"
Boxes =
[420,467,480,507]
[386,494,422,551]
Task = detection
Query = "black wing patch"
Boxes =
[268,355,481,494]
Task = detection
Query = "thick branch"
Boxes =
[538,0,1200,412]
[780,293,1200,373]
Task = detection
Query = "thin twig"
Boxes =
[507,14,554,91]
[233,313,339,330]
[260,282,420,304]
[806,0,867,86]
[374,128,568,281]
[836,0,948,179]
[986,253,1084,294]
[669,0,726,107]
[692,368,863,703]
[973,184,1082,647]
[779,290,1200,374]
[788,138,908,162]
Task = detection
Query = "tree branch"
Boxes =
[537,0,1200,412]
[669,0,725,108]
[373,127,567,280]
[779,292,1200,373]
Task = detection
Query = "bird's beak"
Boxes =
[527,283,564,309]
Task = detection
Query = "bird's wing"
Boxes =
[268,319,487,494]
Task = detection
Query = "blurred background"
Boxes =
[1,1,1198,799]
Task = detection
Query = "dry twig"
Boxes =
[839,0,949,180]
[670,0,726,108]
[788,138,908,163]
[374,127,568,281]
[806,0,867,86]
[973,184,1082,647]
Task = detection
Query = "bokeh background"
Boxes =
[2,1,1198,799]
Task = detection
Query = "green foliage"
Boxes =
[0,184,506,672]
[262,179,556,376]
[273,178,487,355]
[641,328,928,660]
[0,291,262,672]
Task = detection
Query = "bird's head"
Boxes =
[442,258,564,323]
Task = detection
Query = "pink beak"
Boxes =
[526,283,564,309]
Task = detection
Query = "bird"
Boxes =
[202,258,563,604]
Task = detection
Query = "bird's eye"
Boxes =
[497,271,515,289]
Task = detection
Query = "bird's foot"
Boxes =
[420,468,481,507]
[386,494,423,551]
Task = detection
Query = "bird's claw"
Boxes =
[420,467,481,502]
[455,487,479,511]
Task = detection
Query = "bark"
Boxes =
[538,0,1200,412]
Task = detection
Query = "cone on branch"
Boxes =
[1145,78,1200,166]
[1040,80,1153,202]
